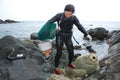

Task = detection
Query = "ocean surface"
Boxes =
[0,21,120,60]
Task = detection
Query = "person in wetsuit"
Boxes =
[47,4,92,74]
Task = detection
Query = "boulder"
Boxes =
[0,36,27,61]
[30,33,39,40]
[86,27,109,40]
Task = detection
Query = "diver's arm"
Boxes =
[74,16,88,37]
[47,13,61,23]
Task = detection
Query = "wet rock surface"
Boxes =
[86,30,120,80]
[98,30,120,80]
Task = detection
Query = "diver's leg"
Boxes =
[55,33,64,68]
[65,38,75,68]
[55,32,64,74]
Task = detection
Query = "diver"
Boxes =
[47,4,92,74]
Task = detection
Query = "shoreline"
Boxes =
[0,30,119,80]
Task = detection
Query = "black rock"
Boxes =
[0,36,26,61]
[86,27,109,40]
[31,33,39,40]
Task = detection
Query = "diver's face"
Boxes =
[64,11,73,19]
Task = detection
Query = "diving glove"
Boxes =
[87,34,92,41]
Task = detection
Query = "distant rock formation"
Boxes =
[0,19,18,24]
[5,19,18,23]
[0,19,4,24]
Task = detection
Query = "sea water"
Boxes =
[0,21,120,60]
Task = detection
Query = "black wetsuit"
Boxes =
[47,13,88,67]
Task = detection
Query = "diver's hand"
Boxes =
[87,35,92,41]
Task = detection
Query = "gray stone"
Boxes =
[98,30,120,80]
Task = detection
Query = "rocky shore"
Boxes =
[98,30,120,80]
[0,29,119,80]
[83,30,120,80]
